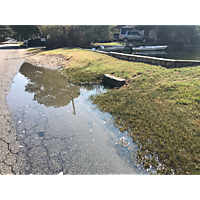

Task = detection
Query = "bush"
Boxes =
[46,34,67,49]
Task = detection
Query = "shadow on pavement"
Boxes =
[0,45,26,49]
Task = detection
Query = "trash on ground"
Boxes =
[119,137,129,147]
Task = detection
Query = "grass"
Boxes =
[28,47,200,174]
[92,42,123,46]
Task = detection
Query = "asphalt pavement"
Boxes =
[0,43,143,175]
[0,43,24,174]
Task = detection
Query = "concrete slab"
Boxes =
[103,74,126,87]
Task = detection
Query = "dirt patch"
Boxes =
[20,49,66,70]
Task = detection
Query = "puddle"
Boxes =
[7,62,151,175]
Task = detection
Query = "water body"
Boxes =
[132,48,200,60]
[7,62,150,175]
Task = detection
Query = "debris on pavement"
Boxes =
[119,137,129,147]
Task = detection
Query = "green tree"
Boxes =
[135,25,156,36]
[0,25,14,41]
[39,25,113,49]
[135,25,200,44]
[156,25,200,43]
[10,25,39,40]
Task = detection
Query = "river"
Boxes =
[132,47,200,60]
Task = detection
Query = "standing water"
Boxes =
[132,47,200,60]
[7,62,150,175]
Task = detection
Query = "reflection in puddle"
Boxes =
[7,62,150,175]
[20,63,80,110]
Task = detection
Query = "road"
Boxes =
[0,43,142,175]
[0,43,24,174]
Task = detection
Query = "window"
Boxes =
[131,32,140,36]
[121,30,127,34]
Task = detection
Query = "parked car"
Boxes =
[119,30,148,43]
[7,39,17,43]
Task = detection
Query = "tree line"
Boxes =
[135,25,200,43]
[0,25,116,48]
[1,25,200,47]
[38,25,115,48]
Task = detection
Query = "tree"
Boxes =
[10,25,39,40]
[0,25,14,41]
[135,25,200,44]
[155,25,200,43]
[135,25,156,36]
[38,25,113,49]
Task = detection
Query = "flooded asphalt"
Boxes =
[7,62,150,175]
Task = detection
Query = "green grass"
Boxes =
[29,47,200,174]
[92,42,122,46]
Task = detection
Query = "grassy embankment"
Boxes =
[28,47,200,175]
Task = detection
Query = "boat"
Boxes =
[132,45,168,51]
[99,45,125,52]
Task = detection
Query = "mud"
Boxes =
[20,49,66,70]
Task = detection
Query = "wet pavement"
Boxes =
[7,62,149,175]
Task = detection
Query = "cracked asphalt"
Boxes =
[0,43,145,175]
[0,43,24,174]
